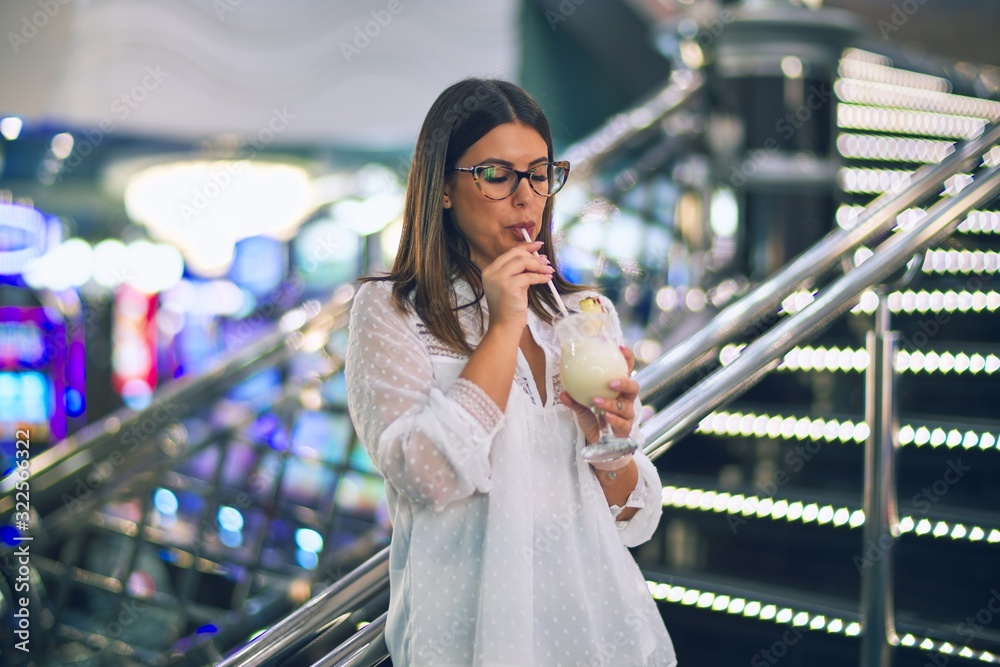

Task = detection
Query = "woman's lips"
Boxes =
[509,224,535,239]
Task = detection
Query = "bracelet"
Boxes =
[589,453,633,472]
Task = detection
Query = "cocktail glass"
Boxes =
[555,311,638,463]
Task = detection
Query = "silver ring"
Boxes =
[608,471,617,480]
[616,400,624,411]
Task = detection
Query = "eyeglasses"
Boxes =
[451,161,570,200]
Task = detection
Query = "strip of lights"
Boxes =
[837,205,1000,234]
[835,79,1000,121]
[842,48,892,67]
[839,167,916,194]
[850,289,1000,315]
[748,288,1000,324]
[646,579,861,639]
[839,166,981,195]
[838,104,985,139]
[838,58,952,94]
[660,486,1000,546]
[696,409,999,451]
[922,249,1000,275]
[837,133,954,164]
[721,341,1000,376]
[645,577,1000,664]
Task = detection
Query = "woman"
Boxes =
[345,78,676,666]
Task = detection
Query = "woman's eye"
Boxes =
[481,167,510,183]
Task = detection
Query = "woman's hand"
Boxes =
[481,241,555,334]
[558,345,639,443]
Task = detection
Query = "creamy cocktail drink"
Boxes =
[559,327,628,407]
[555,304,638,462]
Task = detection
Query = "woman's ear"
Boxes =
[442,190,452,209]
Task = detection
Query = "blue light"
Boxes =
[295,549,319,570]
[294,528,323,553]
[65,388,85,417]
[0,525,21,546]
[219,528,244,548]
[196,624,218,634]
[153,488,179,515]
[217,505,244,531]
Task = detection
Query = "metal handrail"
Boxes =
[563,68,704,179]
[215,547,390,667]
[311,613,389,667]
[0,287,354,522]
[641,158,1000,459]
[634,121,1000,401]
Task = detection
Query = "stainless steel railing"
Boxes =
[0,287,354,526]
[640,156,1000,458]
[214,548,390,667]
[563,68,704,179]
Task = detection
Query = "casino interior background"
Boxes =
[1,0,999,665]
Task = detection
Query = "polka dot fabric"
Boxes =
[345,280,676,666]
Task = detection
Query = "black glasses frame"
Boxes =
[451,160,571,200]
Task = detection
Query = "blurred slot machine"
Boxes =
[0,203,87,471]
[111,284,157,410]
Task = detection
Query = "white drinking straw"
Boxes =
[521,228,570,318]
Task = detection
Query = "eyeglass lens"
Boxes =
[477,163,567,199]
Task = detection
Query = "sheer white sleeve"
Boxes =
[613,451,663,546]
[345,282,504,511]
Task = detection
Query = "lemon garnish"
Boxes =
[579,297,604,314]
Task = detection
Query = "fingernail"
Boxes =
[610,380,622,390]
[593,397,605,406]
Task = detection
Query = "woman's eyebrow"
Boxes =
[478,157,549,167]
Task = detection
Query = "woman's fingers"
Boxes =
[485,244,552,280]
[559,391,600,443]
[600,409,634,439]
[620,345,635,375]
[593,374,639,438]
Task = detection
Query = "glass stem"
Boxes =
[592,408,614,441]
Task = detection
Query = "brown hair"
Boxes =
[364,78,585,354]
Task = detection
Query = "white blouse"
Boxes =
[345,279,676,667]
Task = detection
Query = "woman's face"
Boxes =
[443,122,550,270]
